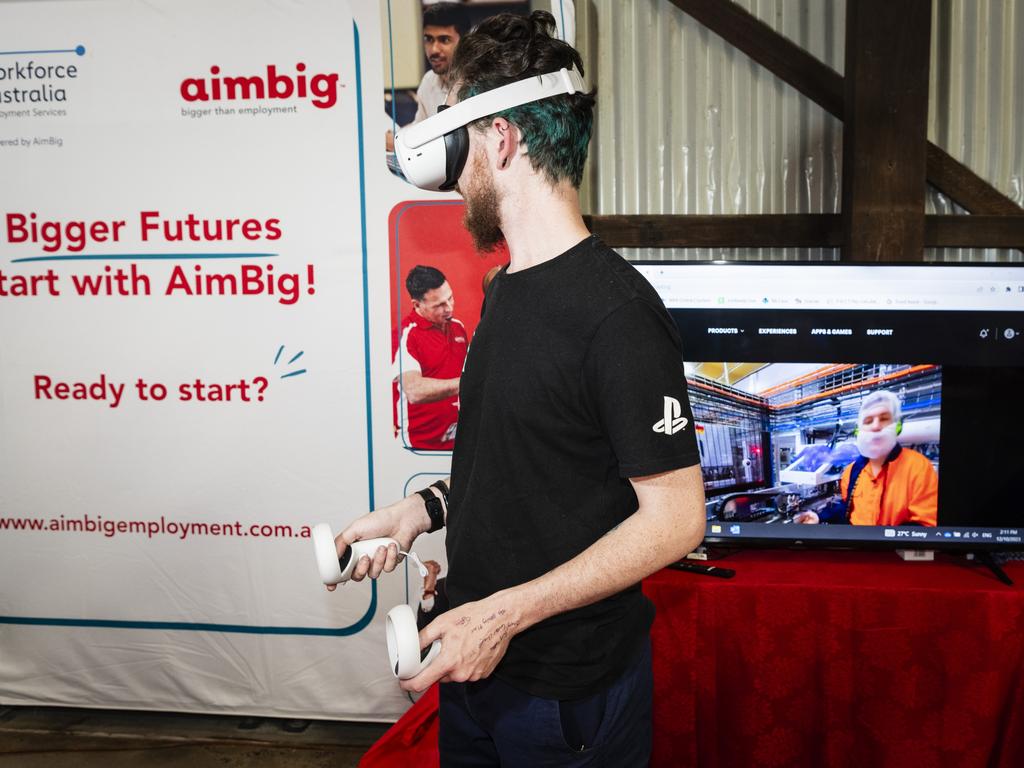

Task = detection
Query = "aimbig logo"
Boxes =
[179,63,340,109]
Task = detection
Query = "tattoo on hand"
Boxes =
[477,621,519,652]
[468,609,512,637]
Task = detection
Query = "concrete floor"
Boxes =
[0,706,391,768]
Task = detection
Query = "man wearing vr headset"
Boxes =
[337,11,705,764]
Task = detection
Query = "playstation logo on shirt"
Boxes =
[652,396,689,435]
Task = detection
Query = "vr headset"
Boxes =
[395,67,586,192]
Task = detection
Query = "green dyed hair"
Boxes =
[449,11,595,189]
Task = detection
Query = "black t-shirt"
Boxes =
[446,235,700,699]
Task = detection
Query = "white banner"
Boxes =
[0,0,495,721]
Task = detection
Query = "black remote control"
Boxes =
[666,560,736,579]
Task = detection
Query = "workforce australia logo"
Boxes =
[652,396,689,435]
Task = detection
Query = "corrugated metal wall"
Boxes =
[928,0,1024,260]
[578,0,1023,262]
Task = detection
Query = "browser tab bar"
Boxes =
[637,265,1024,312]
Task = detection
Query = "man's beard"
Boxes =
[462,153,505,252]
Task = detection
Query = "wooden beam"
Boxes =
[665,0,1024,216]
[841,0,932,262]
[924,216,1024,250]
[926,145,1024,216]
[585,214,1023,252]
[584,214,842,248]
[663,0,844,118]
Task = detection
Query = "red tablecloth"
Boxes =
[361,551,1024,767]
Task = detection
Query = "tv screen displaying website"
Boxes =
[636,263,1024,551]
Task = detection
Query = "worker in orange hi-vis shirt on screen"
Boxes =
[796,389,939,527]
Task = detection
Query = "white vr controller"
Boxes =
[312,523,441,680]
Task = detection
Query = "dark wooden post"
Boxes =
[841,0,932,261]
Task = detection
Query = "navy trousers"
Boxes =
[438,639,653,767]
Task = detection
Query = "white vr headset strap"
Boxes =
[399,66,586,150]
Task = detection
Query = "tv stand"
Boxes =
[686,545,742,562]
[975,551,1014,586]
[896,549,934,561]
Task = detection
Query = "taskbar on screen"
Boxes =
[705,523,1023,548]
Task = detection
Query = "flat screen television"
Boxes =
[635,262,1024,554]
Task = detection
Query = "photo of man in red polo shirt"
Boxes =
[395,265,467,451]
